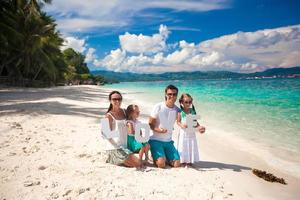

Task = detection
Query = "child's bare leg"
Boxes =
[138,148,144,161]
[145,151,149,161]
[144,144,150,161]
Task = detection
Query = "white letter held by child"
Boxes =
[134,123,150,143]
[186,114,200,133]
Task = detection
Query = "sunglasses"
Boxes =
[166,93,177,97]
[184,101,192,104]
[111,98,122,101]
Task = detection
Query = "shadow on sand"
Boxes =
[132,159,251,172]
[191,160,251,172]
[0,86,109,119]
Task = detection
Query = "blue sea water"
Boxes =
[104,78,300,157]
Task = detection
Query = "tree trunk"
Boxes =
[0,64,4,75]
[33,64,42,81]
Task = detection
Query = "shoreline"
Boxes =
[121,85,300,196]
[1,85,300,199]
[105,84,300,179]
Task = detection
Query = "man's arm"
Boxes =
[149,117,167,134]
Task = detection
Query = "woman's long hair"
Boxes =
[106,91,122,113]
[179,93,196,114]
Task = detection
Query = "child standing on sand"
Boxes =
[126,105,150,163]
[176,93,205,167]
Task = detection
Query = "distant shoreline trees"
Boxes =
[0,0,106,87]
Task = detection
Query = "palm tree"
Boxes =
[0,0,24,79]
[0,0,66,86]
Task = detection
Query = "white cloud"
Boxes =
[98,24,300,73]
[56,18,124,33]
[200,25,300,51]
[164,41,197,65]
[146,0,229,11]
[188,51,222,66]
[199,24,300,70]
[45,0,229,33]
[85,48,97,63]
[119,25,169,54]
[126,54,149,66]
[279,51,300,67]
[61,36,86,53]
[99,48,126,71]
[240,62,261,72]
[153,53,164,64]
[124,54,151,72]
[168,26,201,32]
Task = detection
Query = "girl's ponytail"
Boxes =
[179,94,184,110]
[191,104,197,114]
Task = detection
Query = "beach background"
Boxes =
[104,78,300,177]
[1,82,299,200]
[2,0,300,199]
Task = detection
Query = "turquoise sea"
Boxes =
[104,78,300,162]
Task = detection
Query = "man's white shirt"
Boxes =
[150,102,180,142]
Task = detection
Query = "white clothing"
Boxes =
[104,111,127,150]
[126,119,141,135]
[177,111,199,163]
[150,102,179,142]
[177,128,199,163]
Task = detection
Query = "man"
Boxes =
[148,85,181,168]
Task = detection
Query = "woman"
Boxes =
[103,91,141,168]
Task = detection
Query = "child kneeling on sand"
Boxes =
[126,105,150,163]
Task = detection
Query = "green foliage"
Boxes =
[91,75,107,85]
[63,48,90,75]
[62,48,95,84]
[63,66,76,82]
[79,73,91,80]
[0,0,67,86]
[0,0,110,86]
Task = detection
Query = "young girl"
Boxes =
[126,104,150,163]
[176,93,205,167]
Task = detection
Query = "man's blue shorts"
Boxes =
[148,140,180,161]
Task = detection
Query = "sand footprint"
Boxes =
[78,187,90,195]
[23,180,41,187]
[38,165,47,170]
[11,122,22,129]
[49,192,59,199]
[22,145,40,155]
[77,153,92,158]
[62,189,72,197]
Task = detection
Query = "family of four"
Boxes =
[103,85,205,168]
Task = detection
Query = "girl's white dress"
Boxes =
[177,109,199,163]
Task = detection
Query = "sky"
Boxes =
[44,0,300,73]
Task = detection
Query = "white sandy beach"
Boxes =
[0,85,299,200]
